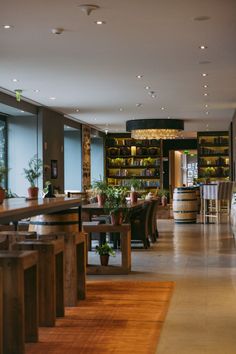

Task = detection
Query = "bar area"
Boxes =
[1,1,236,353]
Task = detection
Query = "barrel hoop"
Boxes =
[174,191,196,193]
[175,220,196,224]
[29,221,79,226]
[173,198,197,201]
[173,210,198,213]
[49,209,78,215]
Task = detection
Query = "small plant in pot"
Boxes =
[23,155,43,199]
[105,185,127,225]
[157,189,169,206]
[92,177,108,207]
[128,178,142,204]
[95,242,115,266]
[0,164,9,204]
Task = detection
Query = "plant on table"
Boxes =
[23,154,43,199]
[92,177,108,206]
[105,185,127,225]
[128,178,142,203]
[95,242,115,266]
[156,188,169,206]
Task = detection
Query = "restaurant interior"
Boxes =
[1,1,236,353]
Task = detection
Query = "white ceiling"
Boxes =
[0,0,236,136]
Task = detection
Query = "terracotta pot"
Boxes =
[161,195,167,207]
[97,193,106,207]
[100,254,109,266]
[130,191,138,204]
[28,187,39,199]
[0,187,5,204]
[110,211,123,225]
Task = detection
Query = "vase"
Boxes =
[130,191,138,204]
[110,211,123,225]
[161,195,167,207]
[0,187,5,204]
[100,254,109,266]
[28,187,39,199]
[97,193,106,207]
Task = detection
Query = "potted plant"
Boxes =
[0,164,9,204]
[92,177,108,207]
[157,189,169,206]
[95,242,115,266]
[128,178,142,204]
[105,185,127,225]
[23,155,43,199]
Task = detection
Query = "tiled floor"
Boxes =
[89,219,236,354]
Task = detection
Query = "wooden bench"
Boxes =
[82,223,131,275]
[0,251,38,354]
[14,239,64,327]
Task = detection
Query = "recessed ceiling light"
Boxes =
[49,97,56,100]
[203,93,208,96]
[20,110,25,113]
[161,107,165,110]
[76,109,80,112]
[202,73,208,77]
[145,86,150,90]
[194,16,211,21]
[12,78,18,82]
[203,84,208,88]
[119,108,123,112]
[34,89,40,93]
[199,45,207,50]
[95,21,106,25]
[205,104,208,108]
[3,25,13,29]
[136,75,143,79]
[151,94,156,98]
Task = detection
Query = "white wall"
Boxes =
[8,115,40,196]
[64,129,82,191]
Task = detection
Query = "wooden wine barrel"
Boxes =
[173,187,198,224]
[28,209,79,234]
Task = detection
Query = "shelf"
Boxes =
[107,165,160,169]
[107,176,160,179]
[199,165,229,168]
[199,154,229,157]
[107,155,160,158]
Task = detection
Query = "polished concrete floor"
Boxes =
[89,219,236,354]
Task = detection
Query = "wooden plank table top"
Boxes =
[0,197,81,224]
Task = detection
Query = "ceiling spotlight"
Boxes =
[79,4,100,16]
[203,84,208,88]
[105,129,109,135]
[145,86,150,90]
[194,16,211,21]
[95,21,105,25]
[51,28,64,35]
[136,75,143,79]
[34,89,40,93]
[202,73,208,77]
[3,25,13,29]
[205,104,208,108]
[119,108,123,112]
[12,78,18,82]
[76,109,80,112]
[20,110,25,113]
[49,97,56,100]
[203,93,208,96]
[151,94,156,98]
[161,107,165,110]
[199,45,207,50]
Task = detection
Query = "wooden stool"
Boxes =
[82,223,131,275]
[37,232,87,306]
[0,251,38,354]
[14,239,64,327]
[0,231,37,250]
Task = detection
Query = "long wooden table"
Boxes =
[0,197,82,229]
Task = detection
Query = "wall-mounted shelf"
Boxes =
[197,131,229,181]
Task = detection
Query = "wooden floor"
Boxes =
[26,280,174,354]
